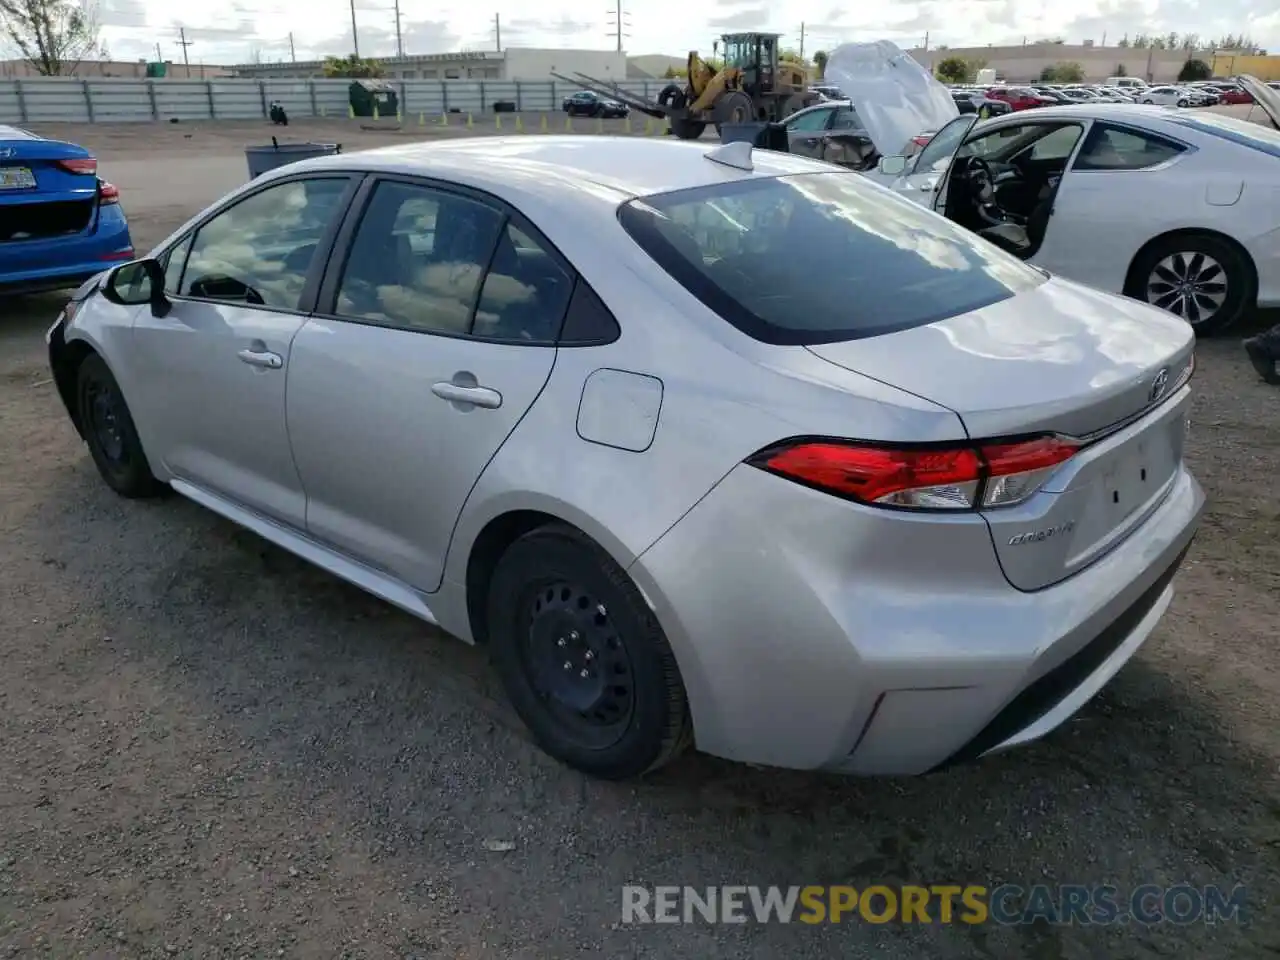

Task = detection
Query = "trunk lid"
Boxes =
[807,276,1196,591]
[823,40,960,158]
[1235,74,1280,130]
[0,125,100,210]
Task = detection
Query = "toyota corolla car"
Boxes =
[47,135,1203,780]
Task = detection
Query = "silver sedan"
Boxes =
[47,136,1203,779]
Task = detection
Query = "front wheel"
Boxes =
[75,353,167,498]
[1127,233,1255,336]
[1177,99,1188,107]
[486,524,691,780]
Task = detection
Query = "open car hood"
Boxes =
[823,40,960,157]
[1234,75,1280,130]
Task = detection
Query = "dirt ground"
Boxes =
[1,115,1278,959]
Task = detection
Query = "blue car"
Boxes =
[1,125,134,296]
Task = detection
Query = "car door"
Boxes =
[784,106,836,158]
[817,104,878,170]
[886,114,978,207]
[1031,121,1191,291]
[285,177,573,592]
[131,174,356,527]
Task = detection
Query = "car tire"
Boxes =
[75,352,167,498]
[486,523,692,780]
[1177,99,1188,107]
[1126,233,1256,336]
[1142,98,1153,104]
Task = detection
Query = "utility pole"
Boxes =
[349,0,360,57]
[606,0,629,53]
[154,42,162,62]
[493,12,501,51]
[393,0,404,57]
[176,27,193,77]
[798,22,805,60]
[288,31,296,62]
[922,31,929,51]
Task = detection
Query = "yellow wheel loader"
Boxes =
[553,32,818,141]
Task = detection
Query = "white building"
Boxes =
[233,47,628,82]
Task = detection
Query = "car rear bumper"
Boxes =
[629,459,1204,774]
[0,205,132,296]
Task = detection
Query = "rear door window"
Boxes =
[618,172,1045,345]
[1072,124,1186,170]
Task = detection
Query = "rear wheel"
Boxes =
[1177,98,1189,107]
[1127,233,1255,336]
[486,524,691,780]
[75,353,166,498]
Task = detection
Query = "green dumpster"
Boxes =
[349,79,399,118]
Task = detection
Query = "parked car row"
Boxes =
[940,79,1261,112]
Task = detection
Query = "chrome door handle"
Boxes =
[431,381,503,409]
[237,348,282,369]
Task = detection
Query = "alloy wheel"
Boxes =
[1145,251,1228,327]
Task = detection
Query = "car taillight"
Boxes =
[912,134,932,147]
[57,157,98,175]
[98,181,120,205]
[747,436,1081,511]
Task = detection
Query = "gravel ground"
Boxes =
[1,115,1278,959]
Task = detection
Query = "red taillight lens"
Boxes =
[749,436,1080,511]
[57,157,98,175]
[912,134,932,147]
[98,181,120,205]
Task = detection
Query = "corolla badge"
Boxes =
[1148,367,1170,403]
[1008,520,1075,546]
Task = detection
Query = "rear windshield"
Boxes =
[617,172,1045,345]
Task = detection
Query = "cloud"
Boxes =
[707,8,771,30]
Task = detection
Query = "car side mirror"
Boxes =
[101,258,170,318]
[878,155,909,176]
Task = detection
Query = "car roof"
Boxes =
[978,102,1180,125]
[288,135,834,211]
[0,124,42,141]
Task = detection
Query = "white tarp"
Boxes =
[824,40,961,156]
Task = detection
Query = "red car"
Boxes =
[1213,85,1254,104]
[984,85,1053,111]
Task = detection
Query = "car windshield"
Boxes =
[617,172,1045,345]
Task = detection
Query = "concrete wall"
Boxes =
[0,59,233,79]
[231,48,627,83]
[0,77,671,124]
[1211,53,1280,81]
[503,48,628,81]
[908,44,1214,83]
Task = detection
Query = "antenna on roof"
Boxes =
[704,140,754,172]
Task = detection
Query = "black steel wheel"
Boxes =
[75,352,166,498]
[486,524,691,779]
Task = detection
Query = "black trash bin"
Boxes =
[244,140,342,180]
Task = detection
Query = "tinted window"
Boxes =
[180,178,348,310]
[335,181,503,335]
[473,223,575,341]
[618,173,1045,346]
[787,108,832,132]
[1073,124,1185,170]
[829,106,861,130]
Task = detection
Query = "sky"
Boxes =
[84,0,1280,67]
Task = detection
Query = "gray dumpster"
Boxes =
[244,140,342,179]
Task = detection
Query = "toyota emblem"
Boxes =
[1149,367,1170,403]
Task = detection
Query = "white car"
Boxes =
[828,45,1280,334]
[1140,86,1197,107]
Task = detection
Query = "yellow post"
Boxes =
[467,112,474,128]
[596,116,603,133]
[540,114,549,132]
[565,115,572,132]
[321,105,327,118]
[373,102,380,120]
[515,114,524,132]
[496,113,502,129]
[624,116,632,134]
[418,111,425,126]
[439,112,448,125]
[643,116,652,136]
[348,103,355,119]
